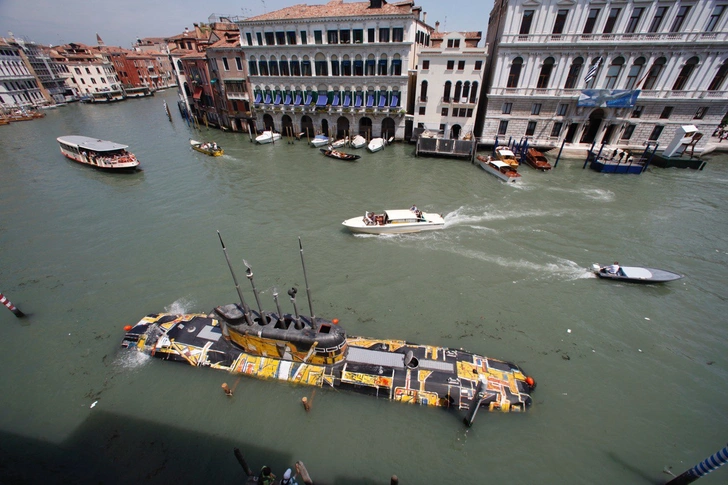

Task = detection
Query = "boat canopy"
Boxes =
[384,209,420,221]
[489,159,512,169]
[497,148,515,157]
[57,136,128,152]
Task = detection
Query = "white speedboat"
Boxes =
[57,135,141,172]
[591,264,684,283]
[330,137,348,148]
[367,137,385,153]
[310,135,330,147]
[342,209,445,234]
[255,131,282,144]
[477,155,522,184]
[350,135,367,149]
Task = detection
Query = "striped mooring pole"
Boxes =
[0,292,24,318]
[667,443,728,485]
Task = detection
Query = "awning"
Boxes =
[315,95,327,106]
[193,87,203,100]
[284,94,292,105]
[264,93,271,104]
[294,94,302,105]
[332,93,340,106]
[273,93,281,105]
[366,95,374,107]
[390,95,399,107]
[343,94,351,107]
[378,95,387,107]
[254,93,262,103]
[354,95,362,107]
[304,94,312,105]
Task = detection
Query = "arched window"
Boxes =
[470,81,478,103]
[420,80,428,101]
[584,56,602,88]
[507,57,523,88]
[314,53,327,76]
[624,57,646,90]
[462,81,471,101]
[604,56,625,89]
[248,56,258,76]
[378,54,388,76]
[708,58,728,91]
[269,56,279,76]
[391,54,402,75]
[330,55,339,76]
[453,81,462,101]
[258,56,269,76]
[564,57,583,89]
[365,54,375,76]
[279,56,289,76]
[537,57,555,89]
[443,81,451,101]
[672,56,699,90]
[642,57,666,90]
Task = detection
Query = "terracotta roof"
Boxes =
[243,0,416,22]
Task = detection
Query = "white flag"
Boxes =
[584,57,602,84]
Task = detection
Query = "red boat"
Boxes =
[524,148,552,171]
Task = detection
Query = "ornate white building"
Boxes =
[0,39,48,109]
[479,0,728,152]
[413,28,486,140]
[237,0,433,140]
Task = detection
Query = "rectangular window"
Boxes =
[246,33,253,45]
[290,60,300,76]
[392,28,404,42]
[276,32,286,45]
[314,31,323,44]
[670,6,691,33]
[457,60,465,70]
[466,108,473,117]
[526,121,537,136]
[365,59,375,75]
[368,28,375,42]
[280,61,290,76]
[502,102,512,114]
[353,29,363,43]
[331,60,340,76]
[660,106,673,119]
[474,60,482,70]
[551,122,563,137]
[603,8,621,34]
[327,30,339,44]
[379,28,389,42]
[300,31,307,44]
[354,60,363,76]
[498,120,509,135]
[235,57,242,70]
[419,106,426,115]
[626,8,644,33]
[340,30,350,44]
[377,59,387,75]
[301,60,311,76]
[706,6,725,32]
[441,107,449,116]
[391,59,402,75]
[648,125,664,140]
[520,10,534,35]
[553,9,569,35]
[632,105,644,118]
[694,106,708,119]
[584,9,600,34]
[447,39,461,48]
[446,60,454,70]
[531,103,542,115]
[422,60,430,69]
[648,6,669,33]
[557,103,568,116]
[621,124,636,140]
[256,33,263,45]
[287,31,297,45]
[315,60,327,76]
[342,60,351,76]
[265,32,275,45]
[222,58,229,71]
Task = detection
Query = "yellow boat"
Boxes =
[190,139,223,156]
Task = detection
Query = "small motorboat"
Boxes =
[255,130,282,144]
[342,208,445,234]
[310,134,330,147]
[367,137,385,153]
[494,146,519,167]
[524,148,552,171]
[591,264,684,283]
[330,137,348,148]
[350,135,367,149]
[320,148,360,161]
[476,155,522,184]
[190,139,224,156]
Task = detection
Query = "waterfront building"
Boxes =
[132,37,177,89]
[53,42,123,102]
[236,0,433,141]
[0,38,49,110]
[413,27,486,140]
[480,0,728,152]
[8,37,71,105]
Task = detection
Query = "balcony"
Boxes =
[503,30,728,45]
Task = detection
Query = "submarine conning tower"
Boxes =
[212,303,348,366]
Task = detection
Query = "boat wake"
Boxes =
[164,297,196,314]
[547,186,615,201]
[443,205,568,227]
[114,350,152,370]
[447,248,594,280]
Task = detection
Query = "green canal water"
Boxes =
[0,90,727,484]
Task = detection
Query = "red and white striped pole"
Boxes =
[0,292,25,318]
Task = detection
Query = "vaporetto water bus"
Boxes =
[57,135,141,172]
[120,235,536,426]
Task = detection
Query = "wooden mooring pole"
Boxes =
[666,443,728,485]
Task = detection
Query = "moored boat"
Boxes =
[350,135,367,149]
[367,137,385,153]
[524,148,552,171]
[320,148,360,161]
[342,208,445,234]
[330,137,348,148]
[310,134,330,147]
[57,135,141,172]
[255,131,282,144]
[120,236,535,425]
[494,146,519,167]
[190,139,224,156]
[477,155,522,184]
[591,263,684,283]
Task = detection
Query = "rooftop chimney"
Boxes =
[435,21,440,32]
[423,12,427,23]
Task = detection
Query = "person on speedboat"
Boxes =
[606,262,620,275]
